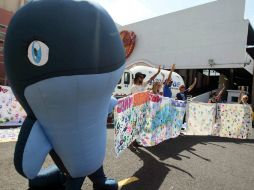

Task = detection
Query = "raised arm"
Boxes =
[148,65,161,83]
[216,84,225,99]
[161,72,165,85]
[188,77,197,92]
[238,86,244,103]
[165,64,175,84]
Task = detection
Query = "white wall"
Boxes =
[115,23,122,30]
[119,0,251,73]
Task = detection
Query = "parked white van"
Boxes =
[113,65,185,98]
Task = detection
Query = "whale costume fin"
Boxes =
[14,118,52,179]
[108,96,118,114]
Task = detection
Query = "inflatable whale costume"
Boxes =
[4,0,124,189]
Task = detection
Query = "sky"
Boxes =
[92,0,254,26]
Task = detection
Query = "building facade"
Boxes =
[1,0,254,104]
[0,0,27,85]
[118,0,254,102]
[0,8,12,85]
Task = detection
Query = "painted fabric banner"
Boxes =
[0,85,26,126]
[114,94,141,155]
[185,102,252,139]
[215,104,252,139]
[114,92,186,156]
[0,127,20,143]
[186,102,216,136]
[138,96,186,147]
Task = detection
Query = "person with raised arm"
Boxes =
[131,65,161,94]
[163,64,175,98]
[130,66,161,151]
[208,84,225,103]
[176,77,197,101]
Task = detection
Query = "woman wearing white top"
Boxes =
[129,66,161,151]
[131,66,161,94]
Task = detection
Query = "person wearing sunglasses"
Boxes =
[176,77,197,101]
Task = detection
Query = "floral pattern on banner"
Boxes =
[185,102,252,139]
[169,99,187,138]
[186,102,216,136]
[216,104,252,139]
[114,92,186,156]
[138,96,186,147]
[114,95,139,156]
[0,85,26,126]
[0,128,20,143]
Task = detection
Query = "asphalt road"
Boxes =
[0,128,254,190]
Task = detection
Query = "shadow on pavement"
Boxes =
[145,135,254,161]
[122,135,254,190]
[121,146,193,190]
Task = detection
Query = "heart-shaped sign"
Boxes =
[120,30,136,58]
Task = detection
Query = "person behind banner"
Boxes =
[208,84,225,103]
[239,95,249,104]
[238,86,249,104]
[129,67,161,151]
[151,82,163,95]
[163,64,175,98]
[238,86,253,128]
[177,77,197,134]
[151,71,165,95]
[131,66,161,94]
[176,77,197,101]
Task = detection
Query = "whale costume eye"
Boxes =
[28,41,49,66]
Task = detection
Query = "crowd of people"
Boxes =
[130,64,250,104]
[131,64,197,101]
[129,64,197,150]
[127,64,253,150]
[129,64,252,147]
